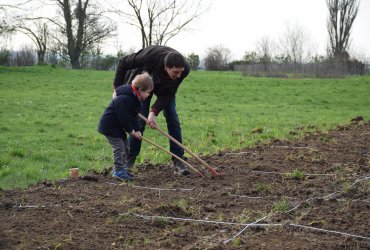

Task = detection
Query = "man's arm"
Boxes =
[150,94,174,116]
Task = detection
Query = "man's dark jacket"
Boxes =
[98,85,141,139]
[113,45,189,115]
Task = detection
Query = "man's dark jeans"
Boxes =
[128,96,184,161]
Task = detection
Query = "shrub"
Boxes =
[10,46,36,66]
[0,48,11,66]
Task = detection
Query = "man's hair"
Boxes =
[164,51,186,68]
[132,72,154,91]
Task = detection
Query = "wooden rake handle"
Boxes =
[138,113,221,176]
[141,136,204,177]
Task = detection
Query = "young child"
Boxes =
[98,72,154,181]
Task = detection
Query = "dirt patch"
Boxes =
[1,119,369,249]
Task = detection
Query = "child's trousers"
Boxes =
[105,135,129,169]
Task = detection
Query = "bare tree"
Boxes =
[0,2,26,35]
[204,45,231,71]
[278,23,313,63]
[327,0,359,59]
[256,36,276,65]
[1,0,116,68]
[115,0,207,48]
[49,0,116,68]
[0,14,13,35]
[0,21,13,36]
[16,21,49,64]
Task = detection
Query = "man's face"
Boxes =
[165,66,185,80]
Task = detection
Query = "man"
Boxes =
[113,45,190,175]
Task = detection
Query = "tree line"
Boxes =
[0,0,206,69]
[1,0,367,76]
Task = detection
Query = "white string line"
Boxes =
[284,197,315,213]
[225,175,336,243]
[289,224,370,242]
[269,146,316,150]
[249,170,336,176]
[229,194,324,202]
[10,177,369,210]
[8,177,370,243]
[131,185,194,191]
[105,182,193,191]
[224,146,317,156]
[229,172,368,201]
[106,175,369,193]
[228,194,263,199]
[131,213,276,227]
[222,215,269,244]
[322,191,340,199]
[131,213,370,242]
[224,152,255,155]
[14,204,45,208]
[349,176,370,188]
[12,204,67,208]
[323,176,370,199]
[10,177,368,210]
[106,182,119,185]
[224,175,370,244]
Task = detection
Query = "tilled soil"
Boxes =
[1,118,369,249]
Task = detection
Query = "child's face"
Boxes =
[139,89,152,100]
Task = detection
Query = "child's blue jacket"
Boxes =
[98,85,141,139]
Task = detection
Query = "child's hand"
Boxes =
[130,130,142,140]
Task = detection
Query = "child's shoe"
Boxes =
[125,169,134,178]
[112,168,133,181]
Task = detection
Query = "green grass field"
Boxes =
[1,65,369,189]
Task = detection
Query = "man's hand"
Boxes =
[148,112,158,128]
[130,130,142,140]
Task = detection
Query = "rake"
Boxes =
[141,136,204,177]
[138,113,221,176]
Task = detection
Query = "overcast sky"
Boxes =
[106,0,370,60]
[6,0,370,60]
